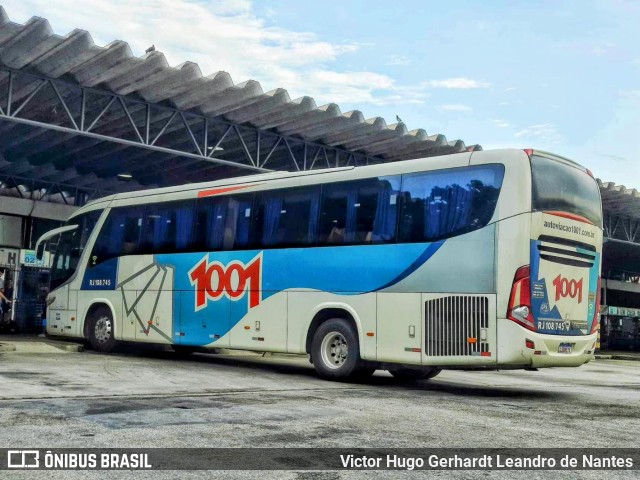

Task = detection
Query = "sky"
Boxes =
[2,0,640,186]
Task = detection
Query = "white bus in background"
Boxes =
[36,148,603,381]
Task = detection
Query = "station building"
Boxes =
[0,8,638,350]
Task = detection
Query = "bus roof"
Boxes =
[86,164,357,207]
[74,147,546,214]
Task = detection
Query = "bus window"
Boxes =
[195,195,254,251]
[318,177,400,245]
[195,196,227,251]
[367,177,400,243]
[91,206,144,265]
[399,165,504,242]
[49,210,101,288]
[226,196,253,249]
[253,186,321,248]
[141,200,195,253]
[530,154,602,226]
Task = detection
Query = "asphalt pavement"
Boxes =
[0,338,639,479]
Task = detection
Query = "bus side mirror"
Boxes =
[36,241,45,261]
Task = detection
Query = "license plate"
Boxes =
[558,343,573,354]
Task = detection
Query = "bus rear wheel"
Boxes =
[388,366,441,381]
[311,318,368,381]
[88,306,117,353]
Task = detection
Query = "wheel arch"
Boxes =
[82,299,117,340]
[304,303,363,355]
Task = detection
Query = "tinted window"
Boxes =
[530,155,602,226]
[50,210,102,288]
[91,206,144,265]
[141,200,195,253]
[318,177,400,245]
[399,165,504,242]
[253,187,321,248]
[194,195,254,251]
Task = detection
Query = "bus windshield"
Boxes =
[50,211,102,290]
[530,154,602,226]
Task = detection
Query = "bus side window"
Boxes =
[141,200,195,254]
[369,178,400,243]
[90,206,144,265]
[398,165,504,242]
[195,194,254,251]
[226,195,253,250]
[319,176,399,246]
[195,196,227,251]
[254,186,320,248]
[122,213,143,254]
[319,184,350,244]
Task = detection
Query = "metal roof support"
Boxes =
[180,112,203,156]
[208,124,232,157]
[232,124,254,167]
[255,129,261,169]
[604,213,640,245]
[283,138,300,172]
[0,66,382,181]
[51,80,79,130]
[0,172,103,205]
[303,142,307,171]
[261,136,283,169]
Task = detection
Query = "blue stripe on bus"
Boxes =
[374,241,444,291]
[155,242,444,345]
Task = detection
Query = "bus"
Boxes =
[36,148,603,381]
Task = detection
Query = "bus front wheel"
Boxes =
[311,318,367,381]
[88,307,117,353]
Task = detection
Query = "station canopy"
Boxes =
[598,180,640,246]
[598,180,640,219]
[0,7,481,206]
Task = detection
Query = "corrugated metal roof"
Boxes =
[0,7,480,200]
[598,179,640,219]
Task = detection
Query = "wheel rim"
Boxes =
[94,316,112,344]
[320,331,348,369]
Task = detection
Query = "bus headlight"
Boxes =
[46,295,56,307]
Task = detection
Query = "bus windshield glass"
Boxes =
[50,211,102,290]
[530,154,602,226]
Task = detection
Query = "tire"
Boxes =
[388,366,441,381]
[88,306,117,353]
[311,318,367,381]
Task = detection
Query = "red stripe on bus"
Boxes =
[197,185,254,198]
[544,211,594,225]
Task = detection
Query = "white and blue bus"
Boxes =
[36,148,603,381]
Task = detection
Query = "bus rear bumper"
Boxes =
[497,320,597,368]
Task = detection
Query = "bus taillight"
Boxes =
[507,265,536,331]
[590,276,601,335]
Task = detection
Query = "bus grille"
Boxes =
[425,296,489,356]
[537,235,596,268]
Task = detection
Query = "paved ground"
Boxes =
[0,339,639,479]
